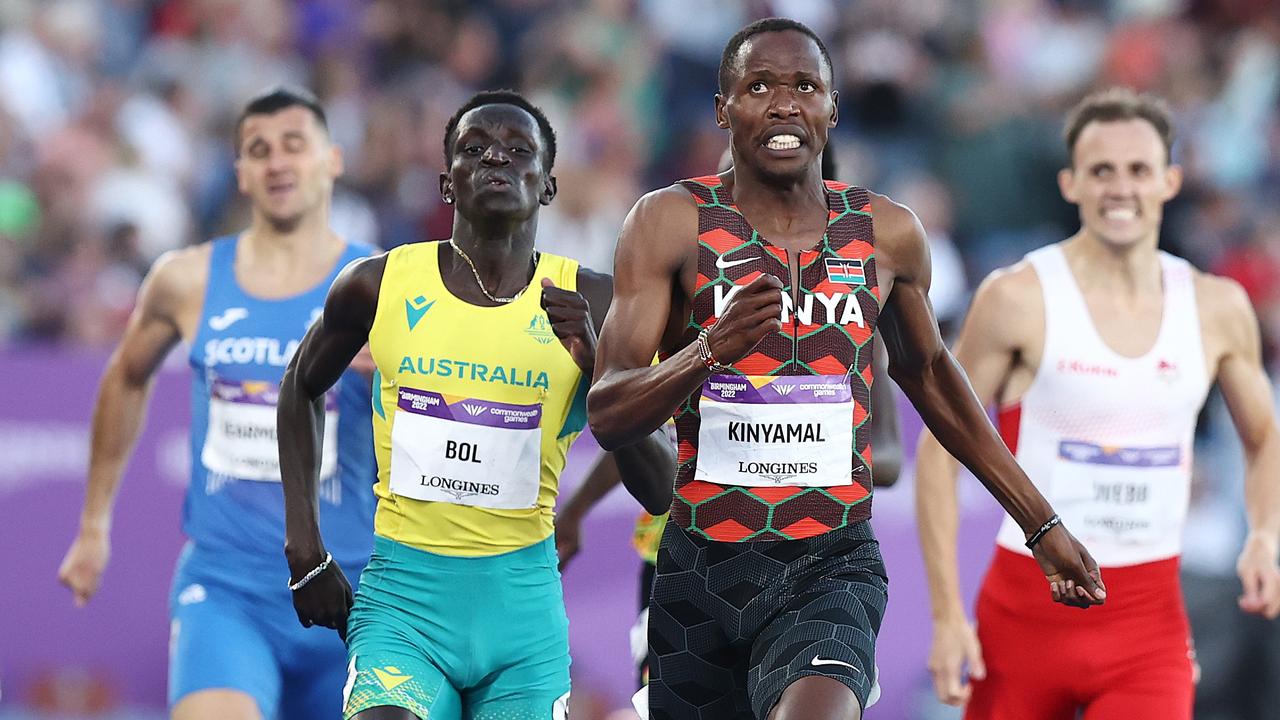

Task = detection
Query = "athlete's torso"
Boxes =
[669,176,880,542]
[996,244,1212,566]
[367,241,588,556]
[187,235,377,584]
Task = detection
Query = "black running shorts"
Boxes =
[647,520,888,719]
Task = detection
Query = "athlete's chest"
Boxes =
[196,299,323,374]
[377,298,580,402]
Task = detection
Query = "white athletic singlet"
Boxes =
[995,244,1212,567]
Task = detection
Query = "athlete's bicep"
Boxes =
[1212,280,1278,454]
[595,188,692,375]
[291,255,384,398]
[947,273,1031,408]
[113,249,202,386]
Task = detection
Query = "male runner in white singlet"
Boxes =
[916,87,1280,720]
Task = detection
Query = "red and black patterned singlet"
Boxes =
[670,175,880,542]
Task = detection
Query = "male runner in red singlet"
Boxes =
[588,17,1106,720]
[916,87,1280,720]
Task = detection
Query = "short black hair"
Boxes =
[719,17,834,95]
[442,90,558,171]
[234,86,328,152]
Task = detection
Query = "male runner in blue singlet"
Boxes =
[58,87,377,720]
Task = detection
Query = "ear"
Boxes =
[714,93,730,129]
[1162,163,1183,201]
[540,175,558,206]
[829,89,839,128]
[439,172,454,205]
[1057,167,1078,204]
[328,144,344,178]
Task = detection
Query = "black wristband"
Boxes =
[1025,514,1061,550]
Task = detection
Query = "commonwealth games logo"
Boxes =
[525,314,556,345]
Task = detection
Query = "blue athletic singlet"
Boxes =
[185,234,377,581]
[168,235,378,716]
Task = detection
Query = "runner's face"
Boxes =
[441,104,554,220]
[236,107,340,228]
[716,30,837,183]
[1059,119,1181,249]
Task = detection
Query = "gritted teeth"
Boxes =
[765,134,801,150]
[1102,207,1137,220]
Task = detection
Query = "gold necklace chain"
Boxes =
[448,239,540,304]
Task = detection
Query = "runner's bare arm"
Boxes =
[914,267,1035,703]
[869,335,902,487]
[575,269,678,514]
[589,186,784,450]
[916,268,1036,622]
[58,246,207,605]
[279,255,384,568]
[1205,275,1280,619]
[277,254,383,637]
[873,194,1103,606]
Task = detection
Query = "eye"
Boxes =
[749,81,767,94]
[510,145,532,155]
[797,81,816,93]
[284,137,306,153]
[463,144,484,156]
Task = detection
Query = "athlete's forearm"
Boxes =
[278,363,328,565]
[1243,424,1280,542]
[588,344,709,451]
[608,429,676,515]
[81,357,155,533]
[895,349,1052,533]
[915,430,968,622]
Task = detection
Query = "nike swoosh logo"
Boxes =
[812,657,861,672]
[208,307,248,331]
[715,253,754,270]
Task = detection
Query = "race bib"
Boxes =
[202,378,338,482]
[1051,441,1188,547]
[695,374,853,487]
[389,387,543,509]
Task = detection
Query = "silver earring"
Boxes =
[443,196,454,205]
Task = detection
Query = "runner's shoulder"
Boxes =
[1192,270,1257,347]
[144,243,212,314]
[624,184,697,236]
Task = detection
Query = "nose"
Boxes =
[481,144,511,166]
[767,90,800,120]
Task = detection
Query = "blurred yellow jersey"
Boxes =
[367,241,587,556]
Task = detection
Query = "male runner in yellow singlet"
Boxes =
[276,90,673,720]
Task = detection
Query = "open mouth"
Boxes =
[482,174,513,187]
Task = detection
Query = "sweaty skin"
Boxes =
[276,104,674,661]
[916,117,1280,707]
[589,27,1103,720]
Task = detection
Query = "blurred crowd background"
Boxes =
[1,0,1278,718]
